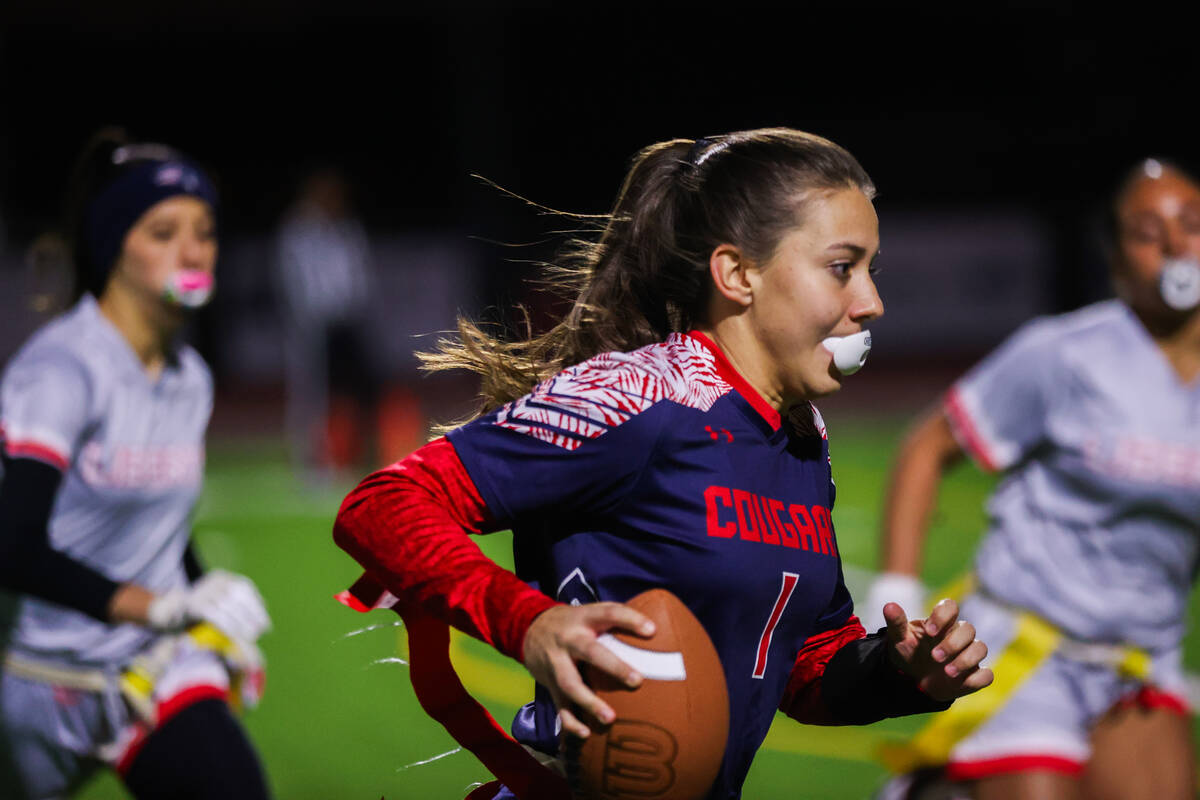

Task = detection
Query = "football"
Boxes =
[567,588,729,800]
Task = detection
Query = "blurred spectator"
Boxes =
[274,167,390,482]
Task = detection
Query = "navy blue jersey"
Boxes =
[447,331,853,798]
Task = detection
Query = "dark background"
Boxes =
[1,2,1194,392]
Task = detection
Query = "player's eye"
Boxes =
[829,262,852,279]
[149,226,176,241]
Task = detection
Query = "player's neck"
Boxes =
[97,286,176,379]
[696,319,787,412]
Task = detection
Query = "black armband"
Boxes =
[0,455,120,621]
[819,631,952,725]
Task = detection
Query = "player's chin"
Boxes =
[806,366,843,398]
[1145,299,1199,329]
[788,362,841,402]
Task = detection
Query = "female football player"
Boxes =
[867,158,1200,800]
[0,131,272,799]
[333,128,995,800]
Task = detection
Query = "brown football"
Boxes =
[567,588,729,800]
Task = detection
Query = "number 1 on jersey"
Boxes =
[753,572,799,679]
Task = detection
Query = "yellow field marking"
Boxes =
[445,630,535,709]
[760,717,908,762]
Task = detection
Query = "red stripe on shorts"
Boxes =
[945,754,1085,780]
[1119,685,1190,715]
[157,684,229,725]
[115,685,230,776]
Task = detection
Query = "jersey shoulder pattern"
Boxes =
[495,333,733,450]
[808,402,829,441]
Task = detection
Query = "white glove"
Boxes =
[146,570,271,643]
[862,572,927,633]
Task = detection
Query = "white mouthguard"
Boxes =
[821,330,872,376]
[1160,258,1200,312]
[163,270,215,309]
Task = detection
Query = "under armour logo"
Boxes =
[705,426,733,442]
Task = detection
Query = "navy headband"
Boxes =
[82,156,219,287]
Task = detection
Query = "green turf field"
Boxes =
[74,412,1200,799]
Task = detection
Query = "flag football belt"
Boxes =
[337,573,571,800]
[120,622,262,723]
[4,623,258,728]
[4,650,133,764]
[878,577,1153,774]
[3,651,113,692]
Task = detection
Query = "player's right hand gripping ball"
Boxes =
[568,589,729,800]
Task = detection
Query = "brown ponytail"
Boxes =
[422,127,874,417]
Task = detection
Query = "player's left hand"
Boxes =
[883,597,993,702]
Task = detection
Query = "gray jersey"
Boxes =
[944,300,1200,651]
[0,296,211,667]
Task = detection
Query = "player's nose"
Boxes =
[179,232,213,269]
[849,274,884,322]
[1163,221,1190,260]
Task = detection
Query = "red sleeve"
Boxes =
[333,437,560,662]
[777,615,867,725]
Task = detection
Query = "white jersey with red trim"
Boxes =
[945,299,1200,651]
[0,296,211,666]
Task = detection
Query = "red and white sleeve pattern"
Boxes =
[942,385,1007,473]
[493,333,731,452]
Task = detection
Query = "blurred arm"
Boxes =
[879,405,966,576]
[0,455,122,621]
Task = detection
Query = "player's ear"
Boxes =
[709,244,753,308]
